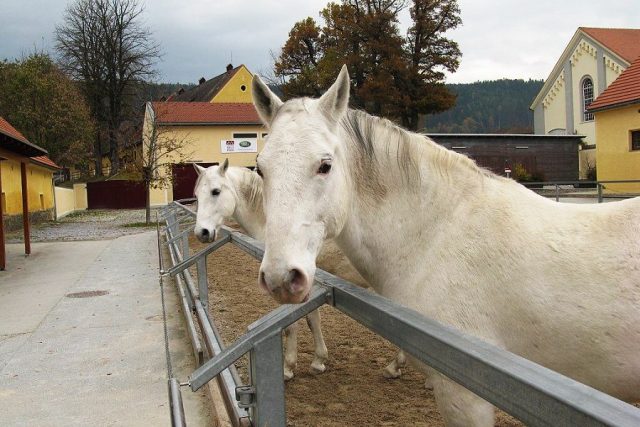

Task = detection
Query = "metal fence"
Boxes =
[523,179,640,202]
[158,199,640,427]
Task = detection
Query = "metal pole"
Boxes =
[597,183,603,203]
[555,184,560,202]
[196,256,208,310]
[168,378,186,427]
[250,331,286,427]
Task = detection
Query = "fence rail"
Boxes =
[522,179,640,202]
[159,199,640,427]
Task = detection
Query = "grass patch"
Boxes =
[123,221,156,228]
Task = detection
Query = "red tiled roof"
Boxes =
[0,116,31,145]
[31,155,61,169]
[152,102,261,125]
[581,27,640,63]
[588,55,640,112]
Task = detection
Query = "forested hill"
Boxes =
[423,79,544,134]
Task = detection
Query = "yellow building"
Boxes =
[588,55,640,193]
[530,27,640,177]
[142,64,267,206]
[0,116,60,270]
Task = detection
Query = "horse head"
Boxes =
[193,158,236,243]
[253,65,353,304]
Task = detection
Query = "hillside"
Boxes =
[423,79,544,134]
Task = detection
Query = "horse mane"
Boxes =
[340,109,500,199]
[235,167,264,212]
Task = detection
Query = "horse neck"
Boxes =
[336,112,497,288]
[228,168,266,241]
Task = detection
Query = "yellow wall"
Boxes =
[0,154,55,216]
[595,104,640,193]
[144,120,267,206]
[54,183,87,218]
[211,65,254,103]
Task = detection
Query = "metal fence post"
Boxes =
[597,183,603,203]
[250,331,286,427]
[196,256,208,310]
[555,184,560,202]
[181,233,190,260]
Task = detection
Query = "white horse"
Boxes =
[192,159,407,380]
[252,65,640,426]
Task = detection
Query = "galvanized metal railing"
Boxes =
[159,199,640,427]
[521,179,640,202]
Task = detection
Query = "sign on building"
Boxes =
[220,138,257,153]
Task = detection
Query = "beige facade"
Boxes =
[531,28,639,178]
[531,29,630,143]
[146,123,266,206]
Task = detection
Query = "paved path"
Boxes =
[0,231,212,426]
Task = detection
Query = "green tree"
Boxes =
[274,0,461,130]
[0,53,94,166]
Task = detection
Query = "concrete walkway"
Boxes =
[0,231,212,426]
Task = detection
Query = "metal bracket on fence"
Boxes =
[235,386,255,409]
[189,285,330,391]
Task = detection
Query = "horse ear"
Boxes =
[219,158,229,176]
[194,163,206,175]
[252,75,283,127]
[319,65,350,121]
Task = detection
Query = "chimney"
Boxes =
[226,63,233,72]
[199,77,206,85]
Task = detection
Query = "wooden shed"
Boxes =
[427,134,583,182]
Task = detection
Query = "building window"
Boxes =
[631,130,640,151]
[582,77,594,122]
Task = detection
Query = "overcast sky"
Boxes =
[1,0,639,85]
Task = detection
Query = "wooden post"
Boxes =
[21,162,30,255]
[0,161,5,270]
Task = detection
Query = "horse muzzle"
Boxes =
[258,266,311,304]
[194,225,216,243]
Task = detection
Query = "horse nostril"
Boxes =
[201,228,209,237]
[259,271,271,294]
[286,268,307,294]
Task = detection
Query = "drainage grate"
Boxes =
[65,290,109,298]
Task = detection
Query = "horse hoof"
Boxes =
[424,378,433,390]
[383,367,402,379]
[310,362,326,375]
[284,369,295,381]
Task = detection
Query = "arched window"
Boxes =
[582,77,594,122]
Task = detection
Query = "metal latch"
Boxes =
[235,385,256,409]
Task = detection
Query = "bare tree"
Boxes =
[141,102,192,224]
[55,0,160,176]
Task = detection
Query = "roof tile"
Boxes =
[152,102,261,124]
[581,27,640,63]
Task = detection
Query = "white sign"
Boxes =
[220,138,257,153]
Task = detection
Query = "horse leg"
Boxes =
[305,309,328,374]
[383,350,406,379]
[283,322,298,381]
[431,374,494,427]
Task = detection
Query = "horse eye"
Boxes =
[211,189,221,196]
[318,161,332,175]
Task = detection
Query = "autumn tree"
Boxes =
[140,102,192,224]
[274,0,461,130]
[0,53,94,166]
[55,0,160,176]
